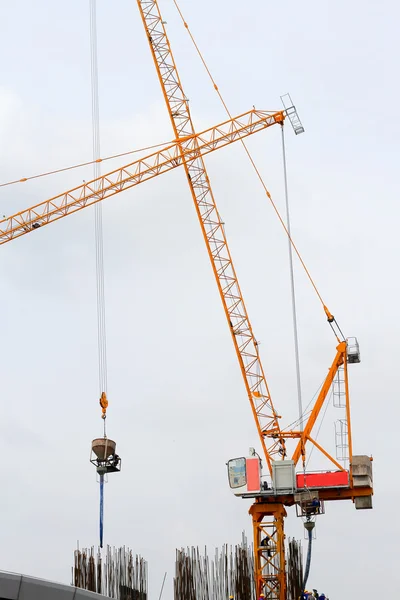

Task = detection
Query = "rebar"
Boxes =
[72,546,147,600]
[174,534,255,600]
[174,535,303,600]
[287,538,303,600]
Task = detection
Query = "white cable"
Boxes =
[281,125,303,431]
[90,0,108,398]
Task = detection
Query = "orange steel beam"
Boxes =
[343,350,354,484]
[137,0,286,474]
[307,435,345,471]
[0,108,283,245]
[292,342,346,466]
[252,485,373,508]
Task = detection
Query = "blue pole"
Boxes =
[99,474,104,548]
[302,527,313,593]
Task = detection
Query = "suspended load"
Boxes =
[90,437,121,475]
[90,393,121,548]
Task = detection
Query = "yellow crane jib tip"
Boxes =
[99,392,108,418]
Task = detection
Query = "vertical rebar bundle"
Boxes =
[287,538,303,600]
[174,534,255,600]
[73,546,147,600]
[174,535,303,600]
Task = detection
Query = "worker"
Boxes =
[258,593,265,600]
[229,596,234,600]
[312,590,319,599]
[307,498,321,515]
[260,537,272,557]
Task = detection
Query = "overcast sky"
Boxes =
[0,0,398,598]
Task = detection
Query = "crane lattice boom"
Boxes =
[0,109,283,245]
[137,0,286,471]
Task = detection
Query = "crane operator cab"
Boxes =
[227,454,262,496]
[227,448,373,509]
[90,437,121,476]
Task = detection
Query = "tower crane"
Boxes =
[0,1,373,598]
[137,5,373,599]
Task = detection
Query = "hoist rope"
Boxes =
[281,125,303,431]
[171,0,329,317]
[0,141,172,189]
[90,0,108,415]
[90,0,107,550]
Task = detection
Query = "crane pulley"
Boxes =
[99,391,108,420]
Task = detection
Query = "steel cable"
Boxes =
[90,0,107,550]
[281,124,303,432]
[90,0,108,415]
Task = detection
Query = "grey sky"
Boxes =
[0,0,397,597]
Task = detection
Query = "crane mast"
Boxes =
[136,0,285,473]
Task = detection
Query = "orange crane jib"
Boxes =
[0,109,284,245]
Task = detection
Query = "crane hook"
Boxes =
[99,391,108,419]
